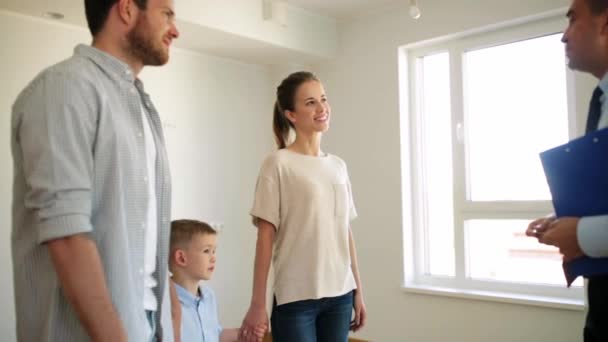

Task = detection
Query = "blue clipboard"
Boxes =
[540,127,608,286]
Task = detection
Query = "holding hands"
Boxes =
[238,304,268,342]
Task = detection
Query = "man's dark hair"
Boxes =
[84,0,147,36]
[586,0,608,15]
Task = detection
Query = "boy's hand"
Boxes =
[236,324,266,342]
[251,323,267,342]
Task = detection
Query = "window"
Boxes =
[400,13,584,306]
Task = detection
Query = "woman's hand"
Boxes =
[350,290,367,332]
[239,304,268,342]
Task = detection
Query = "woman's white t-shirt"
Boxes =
[250,149,358,306]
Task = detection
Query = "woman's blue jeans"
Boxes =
[271,291,353,342]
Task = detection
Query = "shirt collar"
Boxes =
[175,282,198,308]
[74,44,137,84]
[598,72,608,97]
[174,282,210,308]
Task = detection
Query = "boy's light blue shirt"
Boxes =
[175,282,222,342]
[577,73,608,258]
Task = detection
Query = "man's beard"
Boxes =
[127,15,168,66]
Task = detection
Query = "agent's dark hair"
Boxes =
[273,71,320,149]
[84,0,148,36]
[586,0,608,15]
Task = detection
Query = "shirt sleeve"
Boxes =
[250,176,280,230]
[578,215,608,257]
[14,70,97,244]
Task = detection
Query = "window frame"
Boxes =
[399,9,585,309]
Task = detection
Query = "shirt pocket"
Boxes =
[333,183,348,218]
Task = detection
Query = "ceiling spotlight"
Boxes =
[43,12,64,20]
[409,0,421,20]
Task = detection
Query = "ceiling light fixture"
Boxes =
[409,0,421,20]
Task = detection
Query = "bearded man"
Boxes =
[10,0,180,341]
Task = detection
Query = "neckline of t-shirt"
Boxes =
[282,148,330,159]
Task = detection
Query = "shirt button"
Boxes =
[137,132,143,138]
[143,176,148,183]
[139,268,144,275]
[130,88,137,94]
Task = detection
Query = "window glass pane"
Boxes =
[420,52,455,276]
[464,34,569,201]
[466,219,583,287]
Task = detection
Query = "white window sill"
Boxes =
[402,284,585,311]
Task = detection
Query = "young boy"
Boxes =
[169,219,266,342]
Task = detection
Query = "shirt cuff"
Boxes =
[249,211,279,231]
[36,214,93,244]
[577,215,608,257]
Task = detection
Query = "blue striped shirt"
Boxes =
[11,44,174,341]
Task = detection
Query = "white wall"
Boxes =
[315,0,590,341]
[0,11,274,340]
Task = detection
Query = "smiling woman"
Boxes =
[240,71,367,342]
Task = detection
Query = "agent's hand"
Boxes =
[239,304,268,342]
[350,290,366,332]
[526,215,556,239]
[539,217,585,262]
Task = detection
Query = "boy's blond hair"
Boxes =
[170,219,217,253]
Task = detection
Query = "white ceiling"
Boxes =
[0,0,86,27]
[0,0,400,23]
[288,0,398,20]
[0,0,570,65]
[0,0,344,65]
